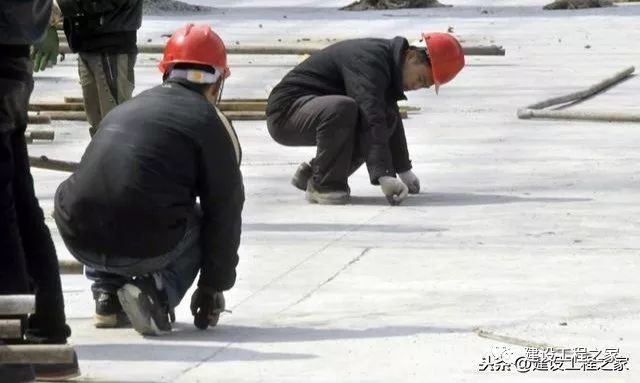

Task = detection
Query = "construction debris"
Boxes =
[341,0,451,10]
[543,0,614,9]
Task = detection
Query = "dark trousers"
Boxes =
[78,210,202,308]
[0,55,67,338]
[267,95,364,192]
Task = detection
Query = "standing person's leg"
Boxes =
[1,55,79,381]
[0,59,31,298]
[78,52,136,137]
[268,95,358,203]
[77,54,102,137]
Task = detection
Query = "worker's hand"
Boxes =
[31,26,60,73]
[379,176,409,206]
[190,288,225,330]
[398,170,420,194]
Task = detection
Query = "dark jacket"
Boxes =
[54,79,244,292]
[58,0,142,53]
[0,0,51,46]
[267,37,412,184]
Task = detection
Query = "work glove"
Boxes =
[379,176,409,206]
[31,26,60,73]
[190,288,226,330]
[398,170,420,194]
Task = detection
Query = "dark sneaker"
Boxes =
[305,182,350,205]
[33,349,80,382]
[117,276,171,336]
[291,162,312,191]
[0,364,35,383]
[94,292,130,328]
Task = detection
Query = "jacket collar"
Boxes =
[390,36,408,101]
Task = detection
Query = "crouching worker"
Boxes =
[53,24,244,336]
[266,33,464,205]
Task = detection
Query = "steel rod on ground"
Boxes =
[42,110,409,121]
[60,44,506,56]
[59,259,83,274]
[29,156,79,172]
[0,295,35,316]
[44,101,418,115]
[518,109,640,122]
[0,320,23,339]
[523,66,635,110]
[0,345,76,364]
[517,66,636,122]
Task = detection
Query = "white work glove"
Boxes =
[379,176,409,206]
[398,170,420,194]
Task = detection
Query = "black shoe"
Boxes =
[117,276,171,336]
[0,364,35,383]
[291,162,312,191]
[16,326,80,382]
[33,349,80,382]
[94,292,130,328]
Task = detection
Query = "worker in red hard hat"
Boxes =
[267,32,464,205]
[54,24,244,336]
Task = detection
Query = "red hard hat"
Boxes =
[422,32,465,93]
[159,23,230,79]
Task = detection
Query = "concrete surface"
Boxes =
[24,1,640,381]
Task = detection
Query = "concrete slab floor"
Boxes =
[23,1,640,382]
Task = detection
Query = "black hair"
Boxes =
[163,63,219,94]
[409,46,431,66]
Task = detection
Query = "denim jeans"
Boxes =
[76,211,202,308]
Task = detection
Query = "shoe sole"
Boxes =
[35,370,81,382]
[305,192,350,205]
[117,284,169,336]
[94,312,131,329]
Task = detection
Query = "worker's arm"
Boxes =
[341,56,395,185]
[32,0,62,72]
[57,0,133,17]
[387,105,412,174]
[196,113,245,293]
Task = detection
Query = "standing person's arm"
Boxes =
[31,0,62,72]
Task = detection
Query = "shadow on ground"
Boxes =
[351,192,592,207]
[75,343,315,362]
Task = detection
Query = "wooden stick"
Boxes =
[59,259,83,275]
[523,66,635,110]
[30,102,85,112]
[64,96,83,104]
[60,43,506,56]
[25,131,55,143]
[29,156,79,172]
[27,114,51,125]
[46,111,87,121]
[0,295,35,315]
[518,109,640,122]
[0,320,23,339]
[0,345,75,364]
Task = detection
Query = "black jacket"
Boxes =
[58,0,142,53]
[267,37,412,184]
[0,0,51,46]
[54,79,244,292]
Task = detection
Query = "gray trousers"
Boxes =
[267,95,364,192]
[78,52,136,136]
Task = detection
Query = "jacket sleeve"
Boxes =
[341,54,396,185]
[58,0,132,16]
[387,105,412,174]
[196,112,245,292]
